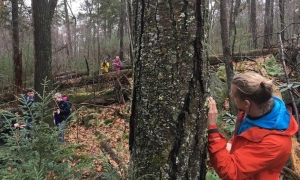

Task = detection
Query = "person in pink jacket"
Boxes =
[113,56,122,72]
[207,72,298,180]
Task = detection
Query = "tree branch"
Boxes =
[278,33,300,142]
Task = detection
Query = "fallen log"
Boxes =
[56,69,132,90]
[209,48,279,65]
[54,71,89,81]
[54,70,77,77]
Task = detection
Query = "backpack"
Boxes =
[62,95,72,115]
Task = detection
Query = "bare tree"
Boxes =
[119,0,125,60]
[249,0,257,48]
[263,0,274,48]
[220,0,235,114]
[229,0,242,55]
[11,0,22,95]
[129,0,209,178]
[64,0,72,56]
[278,0,285,41]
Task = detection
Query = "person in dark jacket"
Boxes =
[0,109,23,145]
[53,93,71,142]
[19,89,35,130]
[20,89,34,111]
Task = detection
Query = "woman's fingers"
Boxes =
[209,97,217,113]
[208,97,218,126]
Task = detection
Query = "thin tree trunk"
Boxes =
[66,2,77,56]
[119,0,125,60]
[11,0,23,95]
[230,0,241,56]
[279,0,285,41]
[220,0,235,114]
[263,0,272,48]
[249,0,257,48]
[64,0,72,56]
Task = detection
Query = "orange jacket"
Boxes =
[208,110,298,180]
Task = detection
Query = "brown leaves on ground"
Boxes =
[65,103,130,178]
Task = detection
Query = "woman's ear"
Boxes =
[244,100,250,108]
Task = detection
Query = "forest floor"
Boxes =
[64,103,130,179]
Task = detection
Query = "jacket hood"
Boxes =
[237,96,290,135]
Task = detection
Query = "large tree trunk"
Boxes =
[11,0,22,95]
[220,0,235,114]
[32,0,58,98]
[129,0,208,179]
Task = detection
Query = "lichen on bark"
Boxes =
[130,0,209,179]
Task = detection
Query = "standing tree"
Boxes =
[220,0,235,114]
[32,0,58,97]
[11,0,23,95]
[278,0,285,41]
[263,0,274,48]
[63,0,72,56]
[249,0,257,48]
[129,0,209,178]
[119,0,125,60]
[229,0,242,55]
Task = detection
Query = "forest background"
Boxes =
[0,0,299,179]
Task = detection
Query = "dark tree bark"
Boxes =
[249,0,257,48]
[32,0,58,98]
[130,0,209,179]
[220,0,235,114]
[11,0,23,95]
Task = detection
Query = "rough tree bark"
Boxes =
[32,0,58,98]
[11,0,23,95]
[129,0,209,179]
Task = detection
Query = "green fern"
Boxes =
[264,56,284,77]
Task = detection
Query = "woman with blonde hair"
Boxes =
[207,72,298,180]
